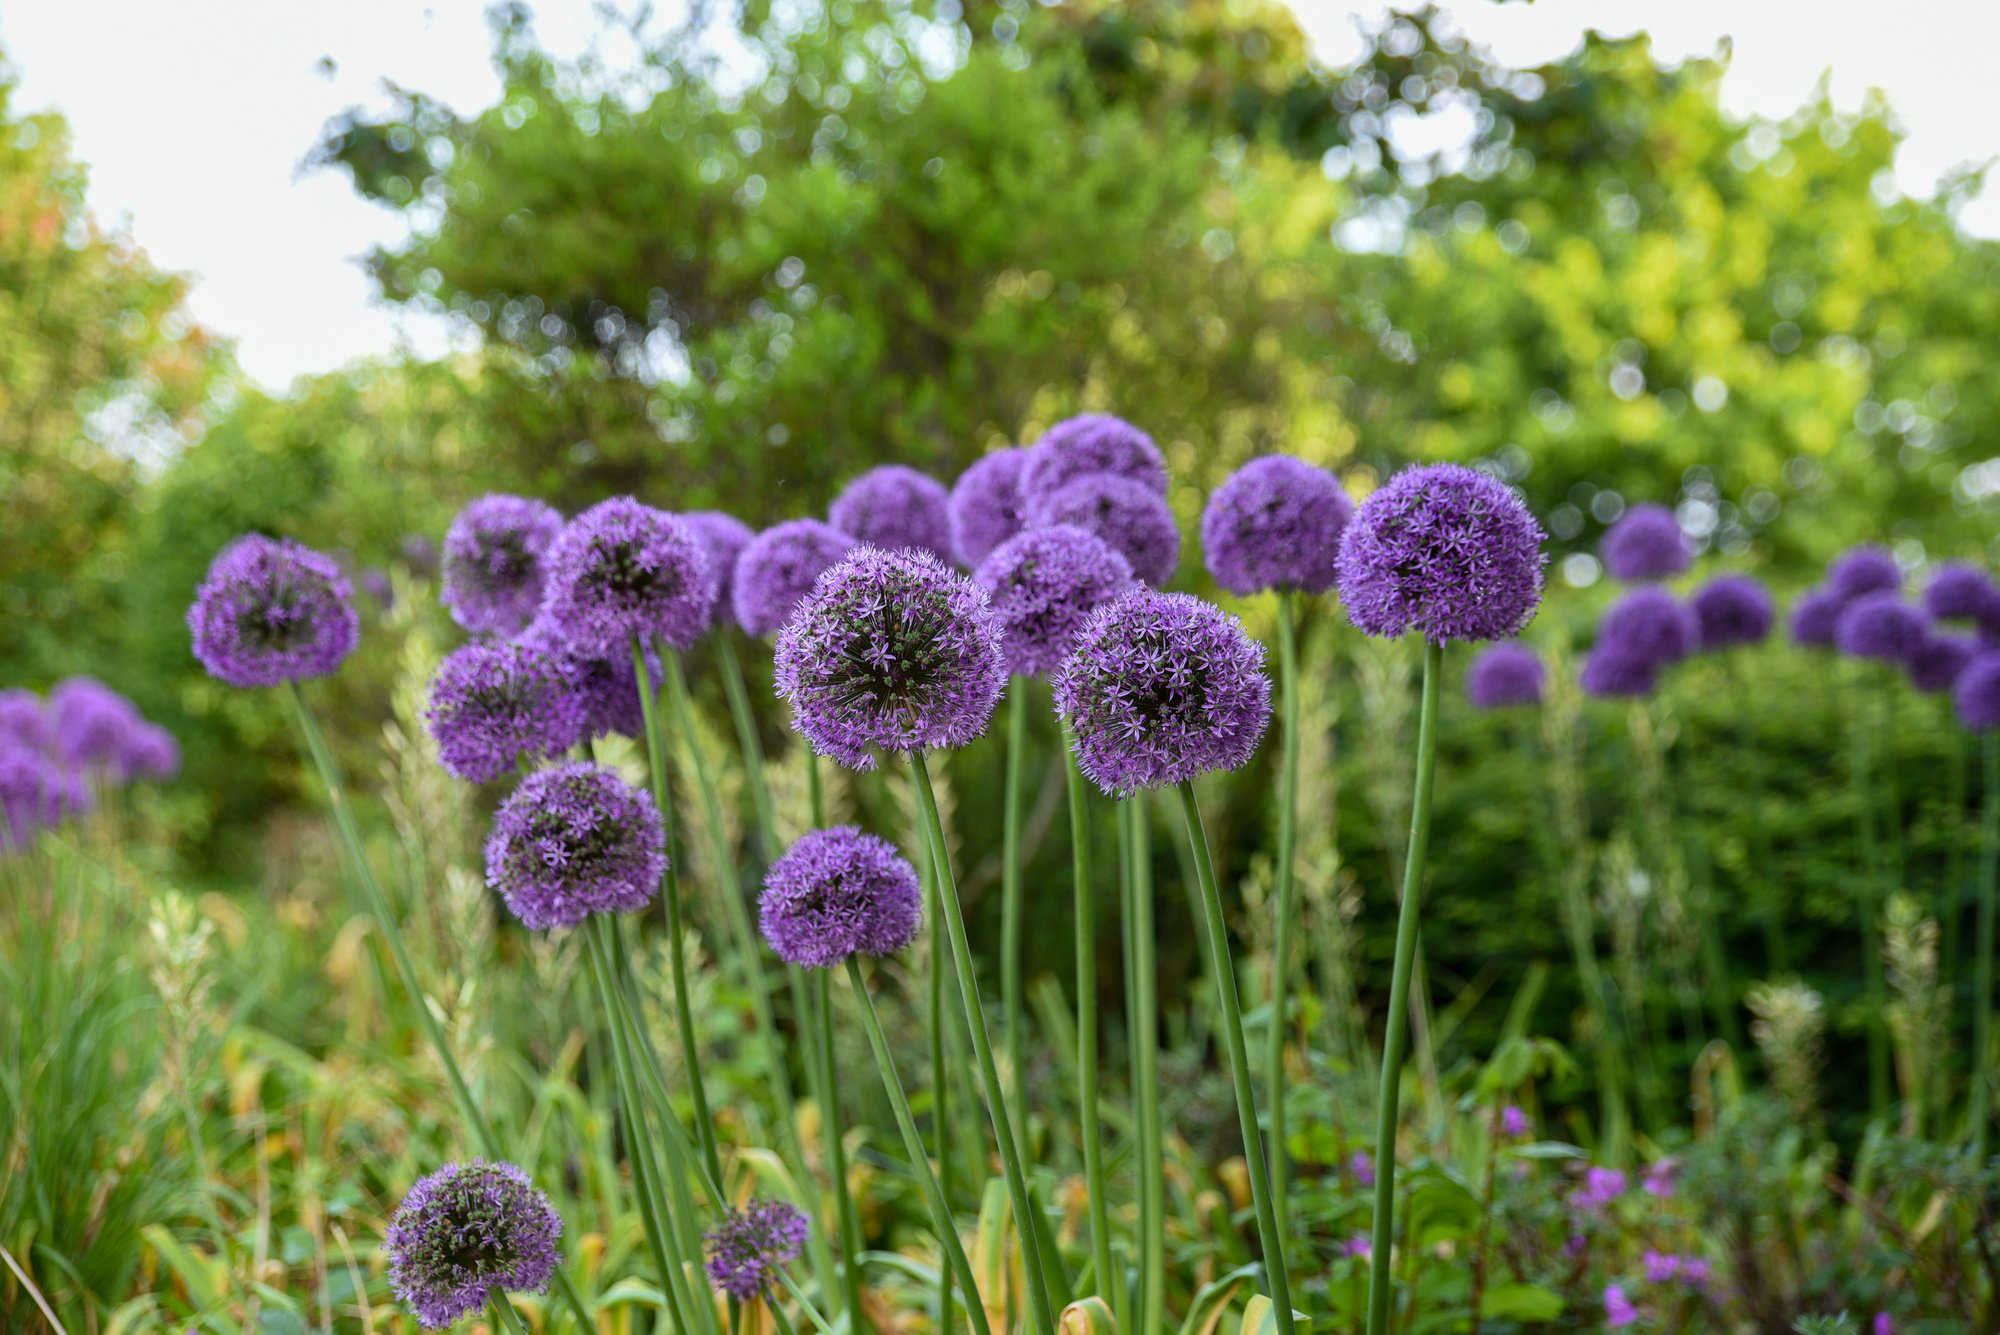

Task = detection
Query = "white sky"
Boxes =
[5,0,1997,391]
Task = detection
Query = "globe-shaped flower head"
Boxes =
[1025,472,1181,587]
[384,1159,563,1329]
[682,511,755,630]
[1054,590,1271,797]
[829,465,953,561]
[948,447,1030,569]
[1,748,89,851]
[1335,463,1546,643]
[1020,413,1168,504]
[1598,503,1689,581]
[773,547,1006,770]
[705,1200,811,1302]
[1791,587,1845,647]
[1828,545,1901,602]
[440,494,565,637]
[1835,591,1929,665]
[1596,586,1699,667]
[1691,575,1774,650]
[733,520,858,637]
[0,690,52,754]
[485,761,666,929]
[1463,642,1544,710]
[1908,633,1977,694]
[188,534,361,688]
[973,525,1137,677]
[50,678,143,776]
[116,723,181,782]
[1926,562,2000,626]
[518,615,656,741]
[539,499,716,657]
[426,642,588,782]
[1956,653,2000,731]
[758,826,924,969]
[1579,647,1659,699]
[1200,455,1354,596]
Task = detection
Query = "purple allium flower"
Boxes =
[539,499,716,657]
[1054,591,1270,797]
[1642,1157,1677,1200]
[426,642,587,783]
[704,1199,810,1302]
[1019,413,1168,504]
[1464,642,1544,710]
[1692,574,1775,650]
[1835,591,1930,665]
[1599,502,1690,581]
[973,525,1137,678]
[773,547,1006,770]
[517,616,656,742]
[1642,1250,1680,1284]
[188,534,360,689]
[439,494,565,638]
[120,723,182,782]
[1956,654,2000,731]
[384,1159,563,1329]
[1926,562,1999,624]
[1596,585,1698,667]
[1909,634,1976,695]
[1572,1166,1627,1213]
[1579,648,1658,699]
[1343,1235,1372,1260]
[1199,455,1353,596]
[1350,1152,1375,1188]
[948,447,1030,569]
[828,465,953,561]
[1335,463,1545,644]
[1501,1105,1530,1138]
[733,520,859,638]
[0,690,51,754]
[1791,587,1845,648]
[1025,472,1181,588]
[50,678,143,776]
[1829,544,1902,602]
[485,762,666,929]
[758,825,923,969]
[682,511,755,630]
[1,746,89,850]
[1603,1285,1639,1328]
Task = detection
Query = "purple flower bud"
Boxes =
[384,1159,562,1329]
[484,761,666,929]
[1692,574,1774,650]
[1829,544,1901,601]
[1501,1105,1530,1138]
[0,690,52,755]
[1464,642,1544,710]
[1603,1284,1639,1328]
[1200,455,1353,596]
[682,511,755,629]
[759,826,923,969]
[426,642,588,783]
[1020,414,1168,505]
[1908,633,1976,694]
[517,615,656,742]
[973,525,1137,678]
[1349,1151,1374,1188]
[1875,1311,1893,1335]
[1026,472,1181,587]
[1835,591,1930,665]
[1955,653,2000,732]
[1791,587,1845,647]
[1925,562,1998,624]
[704,1199,810,1301]
[733,520,858,638]
[1579,647,1658,699]
[539,499,716,657]
[1598,503,1690,581]
[948,448,1030,569]
[829,465,953,561]
[188,534,360,689]
[440,494,565,637]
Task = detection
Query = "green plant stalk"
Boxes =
[1973,731,1999,1158]
[1267,590,1300,1242]
[1364,640,1443,1335]
[814,967,868,1332]
[632,638,724,1184]
[1727,654,1788,976]
[1129,797,1165,1335]
[1176,780,1294,1335]
[1002,682,1030,1156]
[491,1295,532,1335]
[1673,712,1740,1054]
[1945,723,1969,994]
[844,956,995,1335]
[285,683,598,1334]
[1850,676,1891,1116]
[911,752,1059,1335]
[928,849,955,1335]
[1063,732,1115,1311]
[1116,800,1144,1335]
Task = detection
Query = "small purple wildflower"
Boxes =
[948,447,1030,569]
[1692,574,1775,650]
[188,534,360,689]
[704,1199,810,1301]
[1829,544,1902,601]
[1926,562,1999,624]
[0,690,52,754]
[384,1159,562,1329]
[1595,585,1698,667]
[1956,654,2000,731]
[1199,454,1353,596]
[1913,633,1981,694]
[758,826,923,969]
[1343,1235,1372,1260]
[1579,648,1658,699]
[1642,1157,1677,1199]
[1875,1312,1893,1335]
[1350,1152,1375,1188]
[440,494,565,638]
[1642,1250,1680,1284]
[1573,1166,1627,1213]
[1603,1285,1639,1328]
[517,615,655,741]
[1680,1257,1712,1289]
[539,499,716,657]
[426,642,587,783]
[682,511,755,630]
[1791,587,1846,648]
[484,762,666,929]
[1835,591,1930,665]
[1019,413,1168,504]
[1025,471,1181,587]
[1599,502,1690,581]
[1501,1105,1530,1138]
[773,547,1006,770]
[829,465,954,561]
[1463,642,1544,710]
[733,520,858,638]
[973,525,1137,678]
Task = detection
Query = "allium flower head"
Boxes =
[539,498,716,656]
[829,465,953,561]
[973,525,1136,678]
[518,615,655,741]
[427,642,587,782]
[188,534,360,688]
[1025,471,1181,587]
[1791,587,1845,647]
[1596,585,1698,667]
[758,825,923,968]
[1054,590,1271,797]
[948,447,1030,568]
[773,547,1006,770]
[1908,633,1976,694]
[1598,502,1689,581]
[1829,544,1902,601]
[1463,642,1544,710]
[733,520,858,637]
[0,690,51,754]
[704,1199,810,1301]
[1955,653,2000,731]
[1835,591,1930,664]
[1335,463,1545,643]
[120,723,182,782]
[1692,574,1774,650]
[440,494,564,637]
[1200,455,1353,596]
[384,1159,562,1329]
[50,678,143,775]
[1,747,89,851]
[1019,413,1168,504]
[1579,648,1657,699]
[485,762,666,929]
[682,511,755,629]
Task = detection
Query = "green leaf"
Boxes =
[1478,1284,1565,1321]
[1508,1141,1589,1160]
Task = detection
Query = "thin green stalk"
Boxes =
[491,1295,532,1335]
[1002,682,1030,1155]
[845,957,995,1335]
[1176,781,1294,1335]
[911,752,1059,1335]
[808,752,825,829]
[1972,731,1999,1158]
[814,968,867,1332]
[1945,724,1969,995]
[1064,734,1115,1308]
[1364,640,1443,1335]
[1674,709,1740,1054]
[1268,590,1300,1242]
[1130,798,1164,1335]
[1116,802,1144,1335]
[1851,674,1891,1115]
[929,853,955,1335]
[716,631,780,854]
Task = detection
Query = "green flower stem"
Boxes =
[491,1295,532,1335]
[284,683,599,1334]
[1128,797,1165,1335]
[928,848,956,1335]
[1115,802,1141,1335]
[1267,590,1300,1242]
[1364,639,1443,1335]
[1063,731,1115,1310]
[844,956,996,1335]
[808,752,825,828]
[1850,672,1891,1115]
[1972,731,1999,1157]
[1002,682,1030,1154]
[814,967,868,1332]
[715,631,780,853]
[632,638,724,1185]
[911,752,1059,1335]
[1944,724,1969,994]
[1175,780,1294,1335]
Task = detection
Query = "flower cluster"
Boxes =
[1581,586,1697,699]
[759,826,923,969]
[1598,503,1690,581]
[683,511,756,629]
[384,1159,563,1328]
[829,465,953,561]
[539,498,716,656]
[1834,589,1930,664]
[2,679,179,851]
[426,642,588,782]
[1200,454,1353,596]
[1025,471,1180,587]
[189,534,360,688]
[704,1199,811,1301]
[440,494,565,637]
[733,519,858,637]
[484,762,666,929]
[1019,413,1168,504]
[1463,642,1544,710]
[516,616,657,742]
[973,525,1136,678]
[947,447,1029,568]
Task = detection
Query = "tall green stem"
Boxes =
[1267,591,1300,1241]
[491,1295,532,1335]
[1064,734,1115,1307]
[1177,781,1293,1335]
[911,753,1059,1335]
[1945,724,1968,995]
[716,631,780,853]
[1364,640,1443,1335]
[930,885,954,1335]
[814,969,867,1331]
[1851,675,1891,1115]
[1128,798,1165,1335]
[1972,731,1999,1157]
[1003,683,1030,1153]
